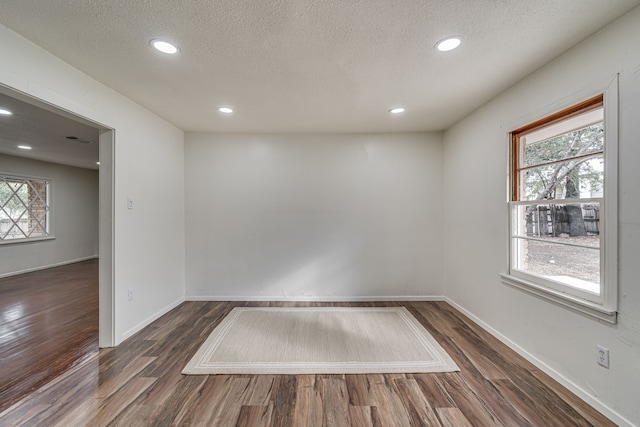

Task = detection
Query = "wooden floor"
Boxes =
[0,259,99,414]
[0,298,613,426]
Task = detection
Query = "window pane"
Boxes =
[509,95,614,312]
[520,156,603,201]
[513,202,601,242]
[0,181,27,212]
[0,176,50,241]
[26,180,49,238]
[522,123,603,168]
[513,238,600,293]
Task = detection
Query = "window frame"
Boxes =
[501,80,618,323]
[0,172,55,245]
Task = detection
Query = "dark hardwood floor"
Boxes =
[0,298,613,426]
[0,259,99,414]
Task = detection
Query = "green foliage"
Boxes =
[0,180,28,220]
[523,124,604,200]
[524,124,603,166]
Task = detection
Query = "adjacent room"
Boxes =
[0,91,103,412]
[0,1,639,426]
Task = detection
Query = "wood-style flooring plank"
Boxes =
[322,378,351,426]
[86,377,157,426]
[345,375,373,406]
[292,375,323,426]
[411,373,456,409]
[242,375,276,406]
[348,405,373,427]
[0,299,617,426]
[236,404,274,427]
[270,374,297,427]
[492,378,572,427]
[142,375,208,426]
[392,377,441,426]
[164,375,233,426]
[0,259,98,413]
[96,356,155,399]
[368,374,412,427]
[529,368,615,426]
[433,372,506,426]
[104,403,159,427]
[205,377,252,426]
[407,303,536,426]
[436,407,474,427]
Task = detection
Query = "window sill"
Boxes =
[500,273,617,323]
[0,236,55,246]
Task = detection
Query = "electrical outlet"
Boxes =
[127,197,134,210]
[127,289,134,301]
[597,345,609,368]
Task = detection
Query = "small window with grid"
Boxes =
[0,174,51,242]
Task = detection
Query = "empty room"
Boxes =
[0,1,639,426]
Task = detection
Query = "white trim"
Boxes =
[508,267,602,304]
[500,273,616,323]
[506,78,619,316]
[512,235,599,250]
[443,297,633,427]
[99,129,115,348]
[0,170,53,182]
[0,235,56,246]
[601,76,619,312]
[185,295,446,302]
[119,296,185,343]
[510,197,603,206]
[0,255,98,279]
[0,83,115,349]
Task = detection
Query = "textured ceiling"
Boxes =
[0,92,99,170]
[0,0,639,134]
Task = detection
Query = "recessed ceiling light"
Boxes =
[96,161,100,165]
[18,145,32,150]
[436,36,462,52]
[389,107,405,114]
[218,107,233,114]
[0,108,12,116]
[151,39,179,54]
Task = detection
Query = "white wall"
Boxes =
[185,133,443,300]
[443,7,640,426]
[0,154,98,276]
[0,24,185,345]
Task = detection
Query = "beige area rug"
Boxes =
[182,307,459,375]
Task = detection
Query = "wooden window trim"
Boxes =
[510,94,603,201]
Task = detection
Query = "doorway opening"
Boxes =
[0,85,114,412]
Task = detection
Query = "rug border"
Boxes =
[182,306,460,375]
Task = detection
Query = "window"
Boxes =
[0,174,51,242]
[503,92,618,322]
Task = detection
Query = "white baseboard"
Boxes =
[186,295,446,302]
[0,255,98,279]
[119,295,185,344]
[443,297,635,427]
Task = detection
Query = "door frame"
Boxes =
[0,84,115,347]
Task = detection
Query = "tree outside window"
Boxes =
[510,95,604,300]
